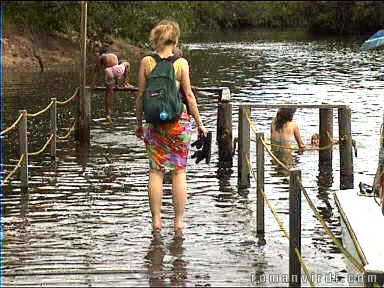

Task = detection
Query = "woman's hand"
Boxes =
[135,125,144,139]
[197,123,208,137]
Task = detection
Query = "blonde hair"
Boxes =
[149,20,180,50]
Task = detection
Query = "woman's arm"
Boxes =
[135,57,147,138]
[179,58,207,136]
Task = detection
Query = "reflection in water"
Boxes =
[75,142,90,172]
[145,233,187,287]
[318,160,333,188]
[168,235,187,287]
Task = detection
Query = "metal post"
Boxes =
[18,110,28,190]
[238,105,251,189]
[338,107,354,189]
[289,169,301,288]
[50,98,57,158]
[256,132,266,245]
[217,87,233,168]
[79,1,90,144]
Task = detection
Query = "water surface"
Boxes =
[2,30,384,286]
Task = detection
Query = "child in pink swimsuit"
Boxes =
[105,63,127,85]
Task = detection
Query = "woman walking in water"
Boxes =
[135,20,207,233]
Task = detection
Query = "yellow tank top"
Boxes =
[143,55,183,86]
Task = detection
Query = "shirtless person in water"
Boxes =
[92,47,134,122]
[270,107,305,165]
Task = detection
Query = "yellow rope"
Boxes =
[27,100,54,118]
[56,121,76,140]
[294,247,316,288]
[297,177,365,273]
[246,156,315,287]
[57,87,79,105]
[0,113,23,136]
[2,153,25,183]
[28,134,54,156]
[261,137,291,172]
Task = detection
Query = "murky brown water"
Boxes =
[2,30,384,286]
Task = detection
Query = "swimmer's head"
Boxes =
[311,133,320,146]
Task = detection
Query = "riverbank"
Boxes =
[3,29,148,72]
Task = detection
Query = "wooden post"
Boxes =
[289,169,301,288]
[75,88,80,141]
[18,110,28,190]
[256,132,266,245]
[78,1,90,143]
[217,87,233,168]
[238,105,250,189]
[319,107,333,165]
[50,98,57,158]
[338,106,354,189]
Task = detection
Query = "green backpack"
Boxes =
[143,54,183,124]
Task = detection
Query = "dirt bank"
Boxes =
[3,29,148,72]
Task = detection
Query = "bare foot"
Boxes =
[174,220,185,231]
[105,115,112,123]
[174,228,184,239]
[152,219,162,231]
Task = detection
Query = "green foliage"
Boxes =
[4,1,384,45]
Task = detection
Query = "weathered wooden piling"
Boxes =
[217,88,233,168]
[338,106,354,189]
[256,132,266,245]
[50,98,57,158]
[78,1,90,144]
[18,110,28,190]
[289,169,301,288]
[319,107,333,165]
[238,105,251,189]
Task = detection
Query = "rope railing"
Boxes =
[1,87,78,137]
[28,134,54,156]
[1,153,25,184]
[296,177,365,273]
[56,121,76,140]
[0,112,23,136]
[57,87,79,105]
[243,110,379,286]
[246,156,316,287]
[27,100,54,118]
[2,87,79,184]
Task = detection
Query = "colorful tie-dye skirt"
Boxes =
[143,105,192,172]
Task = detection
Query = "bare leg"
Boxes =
[148,169,164,230]
[105,84,114,121]
[171,169,187,230]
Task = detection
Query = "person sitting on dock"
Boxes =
[270,107,305,166]
[92,47,134,122]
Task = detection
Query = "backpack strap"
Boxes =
[149,53,180,63]
[149,53,162,63]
